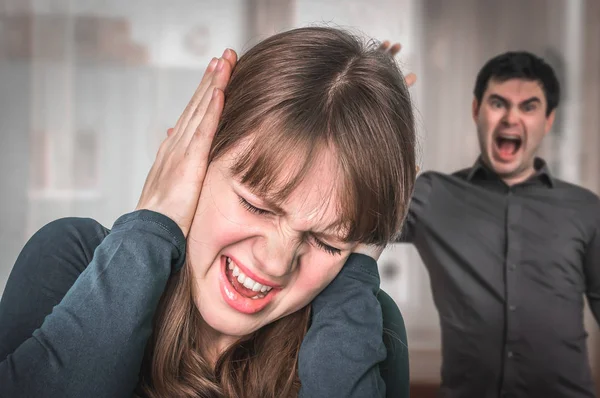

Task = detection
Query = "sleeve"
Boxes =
[0,210,186,398]
[584,211,600,327]
[0,217,109,361]
[396,172,433,243]
[298,253,387,398]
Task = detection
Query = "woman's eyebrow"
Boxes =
[239,184,286,214]
[312,228,350,244]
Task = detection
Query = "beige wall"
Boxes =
[581,0,600,391]
[581,0,600,194]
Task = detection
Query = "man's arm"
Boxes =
[0,210,185,398]
[298,253,387,398]
[396,172,433,243]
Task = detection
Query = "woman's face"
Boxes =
[186,143,357,344]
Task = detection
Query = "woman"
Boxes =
[0,27,415,397]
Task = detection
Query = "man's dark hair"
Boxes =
[473,51,560,117]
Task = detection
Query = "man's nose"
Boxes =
[502,106,519,126]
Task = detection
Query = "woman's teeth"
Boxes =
[227,257,273,294]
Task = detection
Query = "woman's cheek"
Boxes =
[294,253,347,293]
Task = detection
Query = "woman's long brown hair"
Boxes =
[137,26,416,397]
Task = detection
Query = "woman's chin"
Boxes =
[198,304,263,339]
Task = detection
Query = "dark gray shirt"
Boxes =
[399,158,600,398]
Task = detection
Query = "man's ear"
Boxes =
[544,109,556,135]
[472,97,480,122]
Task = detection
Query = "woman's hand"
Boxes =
[378,40,417,87]
[136,49,238,237]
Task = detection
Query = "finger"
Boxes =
[389,43,402,56]
[222,48,238,70]
[179,57,233,146]
[166,128,174,137]
[155,132,173,160]
[404,73,417,88]
[186,88,224,165]
[172,57,219,135]
[377,40,391,52]
[173,56,218,133]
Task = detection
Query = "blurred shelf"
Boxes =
[28,188,101,201]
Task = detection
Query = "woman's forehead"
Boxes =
[280,163,343,231]
[224,133,339,186]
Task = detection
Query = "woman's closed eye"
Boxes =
[309,235,342,256]
[238,196,271,215]
[238,195,342,256]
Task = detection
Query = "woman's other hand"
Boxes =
[378,40,417,88]
[136,49,238,237]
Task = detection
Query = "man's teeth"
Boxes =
[498,134,521,142]
[226,257,272,293]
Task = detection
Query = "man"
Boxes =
[386,43,600,397]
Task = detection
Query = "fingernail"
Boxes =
[222,48,230,58]
[216,58,225,71]
[208,57,218,70]
[212,87,220,98]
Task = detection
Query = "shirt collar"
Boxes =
[467,157,555,188]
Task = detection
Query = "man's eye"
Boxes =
[238,196,270,215]
[491,100,504,108]
[310,235,342,256]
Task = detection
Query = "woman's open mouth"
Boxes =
[226,257,272,299]
[219,255,279,314]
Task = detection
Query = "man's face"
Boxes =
[473,78,556,185]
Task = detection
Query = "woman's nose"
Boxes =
[251,230,303,278]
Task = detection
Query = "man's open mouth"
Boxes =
[494,134,522,158]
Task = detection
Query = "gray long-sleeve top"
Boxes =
[0,210,388,397]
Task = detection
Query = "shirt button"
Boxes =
[507,351,514,359]
[509,305,517,311]
[509,263,517,271]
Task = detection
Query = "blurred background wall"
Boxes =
[1,0,599,395]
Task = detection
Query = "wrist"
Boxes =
[311,253,380,315]
[352,244,385,261]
